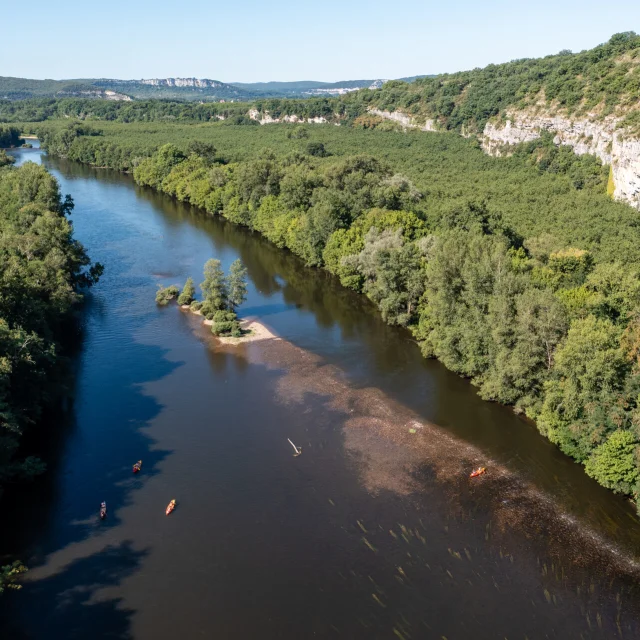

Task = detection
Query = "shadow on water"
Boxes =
[1,150,180,639]
[2,541,147,640]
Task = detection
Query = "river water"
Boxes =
[2,145,640,639]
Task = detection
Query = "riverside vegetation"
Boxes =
[0,158,102,592]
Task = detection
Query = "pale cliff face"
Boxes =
[140,78,223,88]
[482,111,640,209]
[247,109,328,125]
[368,108,436,132]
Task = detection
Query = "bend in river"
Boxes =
[2,145,640,639]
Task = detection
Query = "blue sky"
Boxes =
[5,0,640,81]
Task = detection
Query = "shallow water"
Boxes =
[1,145,640,639]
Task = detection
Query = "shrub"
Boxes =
[211,310,242,337]
[155,284,179,305]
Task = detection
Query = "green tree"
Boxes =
[538,315,629,460]
[186,140,217,165]
[200,259,227,318]
[177,277,196,306]
[155,284,179,305]
[0,150,15,167]
[0,561,27,594]
[227,260,248,311]
[584,430,639,494]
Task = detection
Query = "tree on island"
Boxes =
[200,259,227,319]
[177,277,196,306]
[227,259,248,311]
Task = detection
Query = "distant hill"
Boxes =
[92,78,253,101]
[232,79,383,96]
[0,76,252,102]
[0,77,132,101]
[0,75,431,102]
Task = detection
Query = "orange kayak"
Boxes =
[165,499,176,515]
[470,467,486,478]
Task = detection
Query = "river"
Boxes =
[1,144,640,639]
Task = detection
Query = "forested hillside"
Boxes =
[0,160,102,498]
[30,115,640,506]
[343,32,640,132]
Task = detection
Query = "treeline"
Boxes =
[0,126,22,148]
[38,128,640,503]
[0,162,102,507]
[344,32,640,133]
[0,98,252,124]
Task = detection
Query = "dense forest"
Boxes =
[0,159,102,592]
[0,98,252,124]
[28,112,640,506]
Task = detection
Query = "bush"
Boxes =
[306,141,328,157]
[155,284,179,305]
[199,299,217,320]
[190,300,203,312]
[584,430,639,494]
[211,310,242,337]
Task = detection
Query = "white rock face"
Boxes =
[140,78,223,88]
[482,111,640,209]
[248,109,328,125]
[368,108,436,132]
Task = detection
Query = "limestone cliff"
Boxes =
[368,108,436,132]
[482,111,640,209]
[248,109,330,125]
[140,78,224,88]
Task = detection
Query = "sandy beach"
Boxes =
[180,305,276,344]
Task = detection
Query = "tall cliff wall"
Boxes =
[482,111,640,209]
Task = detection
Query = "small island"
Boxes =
[155,257,274,344]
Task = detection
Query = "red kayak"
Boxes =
[132,460,142,473]
[100,501,107,519]
[470,467,486,478]
[166,499,176,516]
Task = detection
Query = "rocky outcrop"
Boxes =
[482,111,640,209]
[139,77,224,88]
[368,109,436,132]
[248,109,329,125]
[56,89,131,101]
